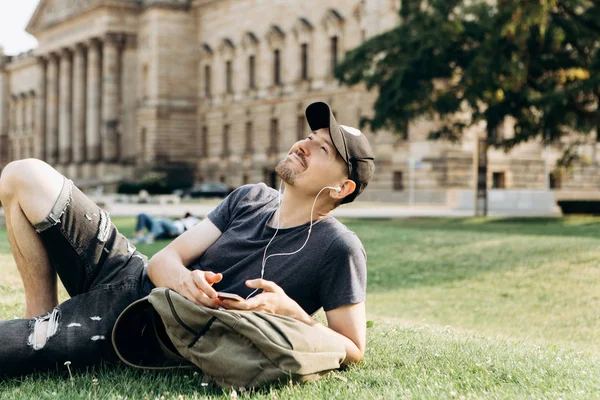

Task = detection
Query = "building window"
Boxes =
[243,174,250,185]
[245,121,253,153]
[226,61,233,93]
[296,115,306,141]
[204,65,211,97]
[248,55,256,89]
[222,124,230,156]
[492,172,506,189]
[269,118,279,153]
[549,172,561,189]
[273,49,281,86]
[140,128,147,161]
[142,65,149,99]
[201,126,208,156]
[301,43,309,81]
[330,36,338,76]
[393,171,404,191]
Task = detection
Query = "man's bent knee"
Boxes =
[0,159,66,225]
[0,159,51,199]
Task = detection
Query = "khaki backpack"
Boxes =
[111,288,346,388]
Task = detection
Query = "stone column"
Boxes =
[35,58,47,160]
[120,34,137,164]
[45,53,59,164]
[86,38,102,162]
[72,43,86,163]
[0,50,8,165]
[101,33,122,162]
[26,92,35,158]
[58,48,73,164]
[16,96,23,137]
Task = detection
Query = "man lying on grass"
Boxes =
[0,102,375,377]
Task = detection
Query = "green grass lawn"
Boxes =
[1,217,599,399]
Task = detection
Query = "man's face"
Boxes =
[276,128,348,193]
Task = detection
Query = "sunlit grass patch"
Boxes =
[0,217,599,398]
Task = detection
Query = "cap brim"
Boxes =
[305,102,349,164]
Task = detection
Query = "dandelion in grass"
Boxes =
[64,361,73,385]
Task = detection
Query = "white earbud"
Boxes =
[325,186,342,193]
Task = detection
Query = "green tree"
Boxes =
[336,0,600,215]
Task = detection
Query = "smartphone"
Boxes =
[216,292,244,302]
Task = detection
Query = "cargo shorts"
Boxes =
[0,177,148,377]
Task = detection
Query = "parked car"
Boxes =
[173,183,234,199]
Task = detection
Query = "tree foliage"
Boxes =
[336,0,600,149]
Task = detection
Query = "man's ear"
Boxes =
[335,179,356,200]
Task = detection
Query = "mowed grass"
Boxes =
[0,217,599,399]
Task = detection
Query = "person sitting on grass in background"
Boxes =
[132,212,201,244]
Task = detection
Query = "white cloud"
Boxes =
[0,0,40,56]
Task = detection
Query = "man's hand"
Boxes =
[219,279,366,364]
[218,279,313,324]
[177,270,223,309]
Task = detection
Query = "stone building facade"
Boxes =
[1,0,600,205]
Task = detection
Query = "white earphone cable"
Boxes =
[245,184,338,299]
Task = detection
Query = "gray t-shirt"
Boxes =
[143,183,367,315]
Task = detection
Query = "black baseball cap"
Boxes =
[305,101,375,203]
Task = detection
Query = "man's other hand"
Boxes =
[178,270,222,308]
[217,279,310,322]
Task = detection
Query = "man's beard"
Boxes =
[275,158,297,185]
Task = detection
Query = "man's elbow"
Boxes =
[343,344,365,365]
[146,250,166,281]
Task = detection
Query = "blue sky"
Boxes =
[0,0,40,55]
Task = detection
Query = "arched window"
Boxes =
[330,36,338,75]
[273,49,281,86]
[248,55,256,89]
[266,25,285,88]
[322,9,345,78]
[225,61,233,93]
[222,123,230,157]
[204,65,211,97]
[293,17,314,82]
[218,38,236,95]
[301,43,309,81]
[241,32,259,91]
[199,43,213,98]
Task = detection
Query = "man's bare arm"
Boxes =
[289,302,366,364]
[324,302,366,364]
[218,279,366,364]
[147,217,222,306]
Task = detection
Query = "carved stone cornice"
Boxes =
[217,38,235,58]
[199,43,213,58]
[266,25,285,50]
[241,32,259,51]
[292,17,314,43]
[322,8,345,36]
[27,0,141,34]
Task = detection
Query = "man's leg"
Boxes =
[134,212,154,240]
[0,159,147,377]
[135,212,154,233]
[0,159,65,318]
[149,218,168,241]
